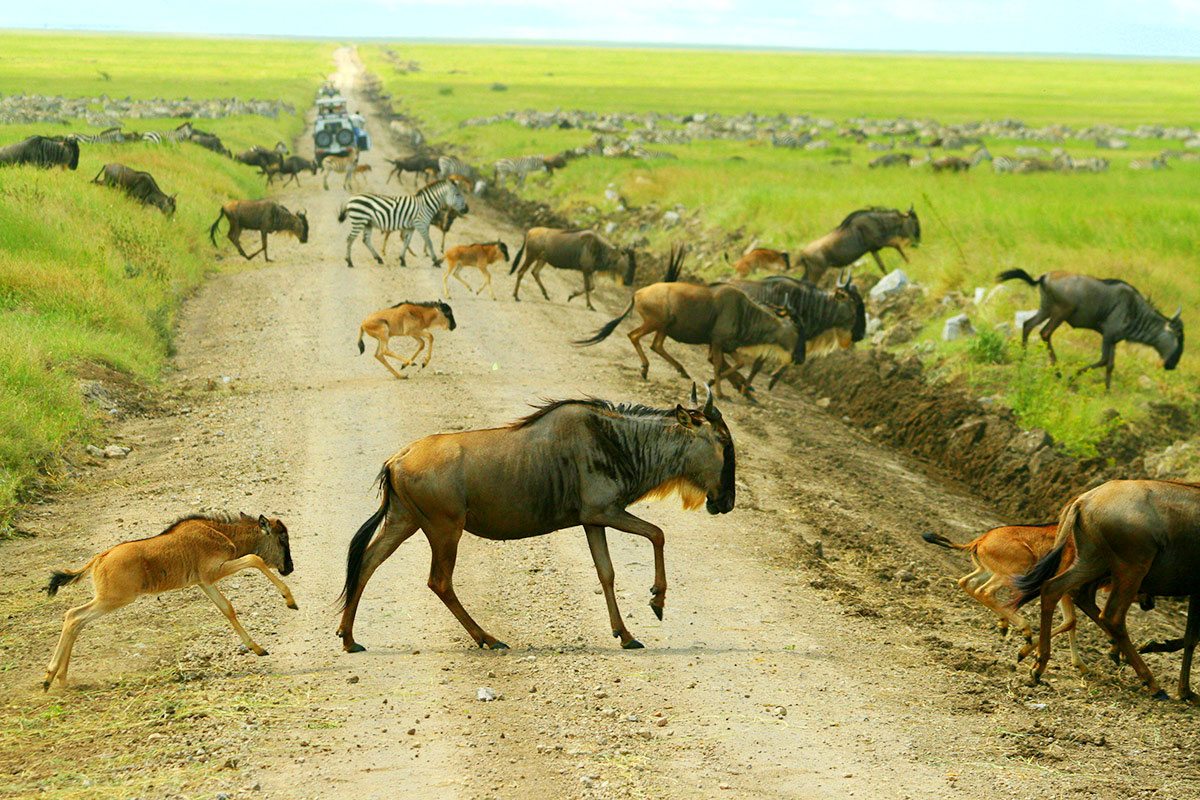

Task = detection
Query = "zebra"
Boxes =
[770,131,810,149]
[493,155,551,187]
[1129,156,1169,171]
[337,179,469,269]
[437,155,473,180]
[68,127,127,144]
[992,156,1017,174]
[142,122,193,145]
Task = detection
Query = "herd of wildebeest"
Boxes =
[7,87,1200,707]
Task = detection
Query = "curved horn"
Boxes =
[690,382,699,407]
[1173,306,1182,321]
[844,266,853,286]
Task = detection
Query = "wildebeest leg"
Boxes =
[1177,594,1200,701]
[227,228,260,261]
[710,348,731,399]
[420,333,435,368]
[584,525,641,648]
[1055,596,1086,674]
[403,335,426,368]
[869,250,889,274]
[646,330,690,381]
[530,261,552,301]
[597,510,668,623]
[479,265,496,300]
[198,583,268,656]
[425,524,507,649]
[373,336,408,380]
[1029,564,1104,682]
[212,555,298,609]
[890,244,910,264]
[43,596,130,690]
[260,232,272,263]
[338,514,420,652]
[567,273,594,309]
[627,325,653,379]
[1075,336,1117,391]
[1073,582,1123,664]
[1100,566,1163,697]
[1039,315,1066,365]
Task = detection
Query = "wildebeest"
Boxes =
[922,524,1086,672]
[386,153,439,185]
[42,512,295,690]
[577,246,802,398]
[209,200,309,261]
[509,227,637,310]
[869,152,912,168]
[725,270,866,387]
[336,388,736,652]
[729,248,790,277]
[1015,479,1200,699]
[798,206,921,284]
[91,163,177,216]
[443,241,509,299]
[0,135,80,170]
[998,269,1183,390]
[236,145,283,171]
[263,155,318,187]
[356,300,456,379]
[188,130,231,157]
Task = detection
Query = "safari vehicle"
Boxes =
[314,94,370,163]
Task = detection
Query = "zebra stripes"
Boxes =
[68,127,127,144]
[493,155,549,186]
[437,155,472,180]
[338,179,468,268]
[770,131,811,149]
[142,122,194,145]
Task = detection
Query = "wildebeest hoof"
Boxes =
[287,601,299,610]
[254,648,269,657]
[345,642,366,653]
[42,680,51,692]
[482,640,509,650]
[651,604,664,621]
[1152,689,1170,701]
[622,639,645,650]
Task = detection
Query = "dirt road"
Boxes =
[4,48,1197,800]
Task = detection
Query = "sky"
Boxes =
[3,0,1200,58]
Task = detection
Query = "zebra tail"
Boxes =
[208,209,226,246]
[509,238,526,274]
[337,201,349,224]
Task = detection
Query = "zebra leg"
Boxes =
[398,229,417,268]
[419,225,441,267]
[345,225,360,268]
[362,228,384,266]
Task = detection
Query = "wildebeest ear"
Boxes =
[908,204,915,214]
[257,514,270,533]
[1173,307,1182,322]
[674,405,695,428]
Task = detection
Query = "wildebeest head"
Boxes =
[496,241,511,261]
[296,209,309,243]
[905,204,921,247]
[836,269,868,342]
[63,138,80,171]
[621,247,637,286]
[678,384,736,515]
[257,514,294,576]
[437,301,457,331]
[1162,307,1184,370]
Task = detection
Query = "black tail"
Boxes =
[337,202,348,224]
[1012,543,1067,608]
[997,268,1042,287]
[208,209,225,246]
[339,469,392,610]
[921,531,957,549]
[663,243,687,282]
[46,569,82,596]
[509,238,527,274]
[574,299,634,346]
[356,326,365,354]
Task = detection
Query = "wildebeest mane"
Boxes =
[512,398,673,430]
[837,206,894,230]
[389,299,450,311]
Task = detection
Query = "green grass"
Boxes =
[0,32,331,530]
[369,43,1200,457]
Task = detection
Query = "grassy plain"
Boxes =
[0,32,330,527]
[371,44,1200,456]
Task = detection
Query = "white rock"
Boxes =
[604,221,618,235]
[86,444,105,458]
[973,287,986,305]
[1015,309,1040,330]
[869,269,910,301]
[103,444,132,458]
[864,314,882,336]
[942,314,975,341]
[662,210,681,226]
[476,687,498,702]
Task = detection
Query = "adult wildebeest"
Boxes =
[869,152,912,168]
[42,512,295,690]
[729,248,790,277]
[725,270,866,386]
[92,163,177,216]
[356,300,456,379]
[1015,480,1200,700]
[337,387,736,653]
[236,145,283,171]
[798,206,921,284]
[386,154,440,185]
[209,200,309,261]
[189,130,231,157]
[263,155,318,187]
[577,246,803,398]
[998,269,1183,390]
[0,135,80,170]
[509,227,637,311]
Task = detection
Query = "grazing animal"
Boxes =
[1015,480,1200,700]
[922,525,1086,671]
[869,152,912,168]
[730,248,790,277]
[932,146,990,173]
[188,131,231,158]
[381,206,461,259]
[771,131,811,149]
[509,227,637,311]
[321,147,358,190]
[386,154,439,185]
[443,241,509,299]
[336,388,737,653]
[142,122,193,145]
[1130,156,1170,171]
[437,155,473,180]
[209,200,309,261]
[577,246,802,398]
[0,135,80,170]
[798,206,921,284]
[236,145,283,171]
[263,155,318,187]
[493,155,556,187]
[998,269,1183,390]
[337,179,469,268]
[42,512,295,690]
[725,271,866,386]
[355,300,457,379]
[1014,158,1054,174]
[992,155,1017,174]
[91,163,176,216]
[68,127,127,145]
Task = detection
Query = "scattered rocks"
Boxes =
[477,687,498,702]
[942,313,975,341]
[869,269,910,301]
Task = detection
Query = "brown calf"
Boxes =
[356,300,457,379]
[730,248,790,277]
[443,241,510,299]
[42,512,295,690]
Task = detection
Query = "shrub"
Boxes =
[967,328,1008,364]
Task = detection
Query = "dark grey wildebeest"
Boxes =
[337,389,736,652]
[725,271,866,388]
[209,200,309,261]
[799,206,921,284]
[0,135,80,170]
[509,227,637,310]
[92,163,176,216]
[236,146,283,171]
[999,269,1183,390]
[263,155,318,187]
[577,246,802,398]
